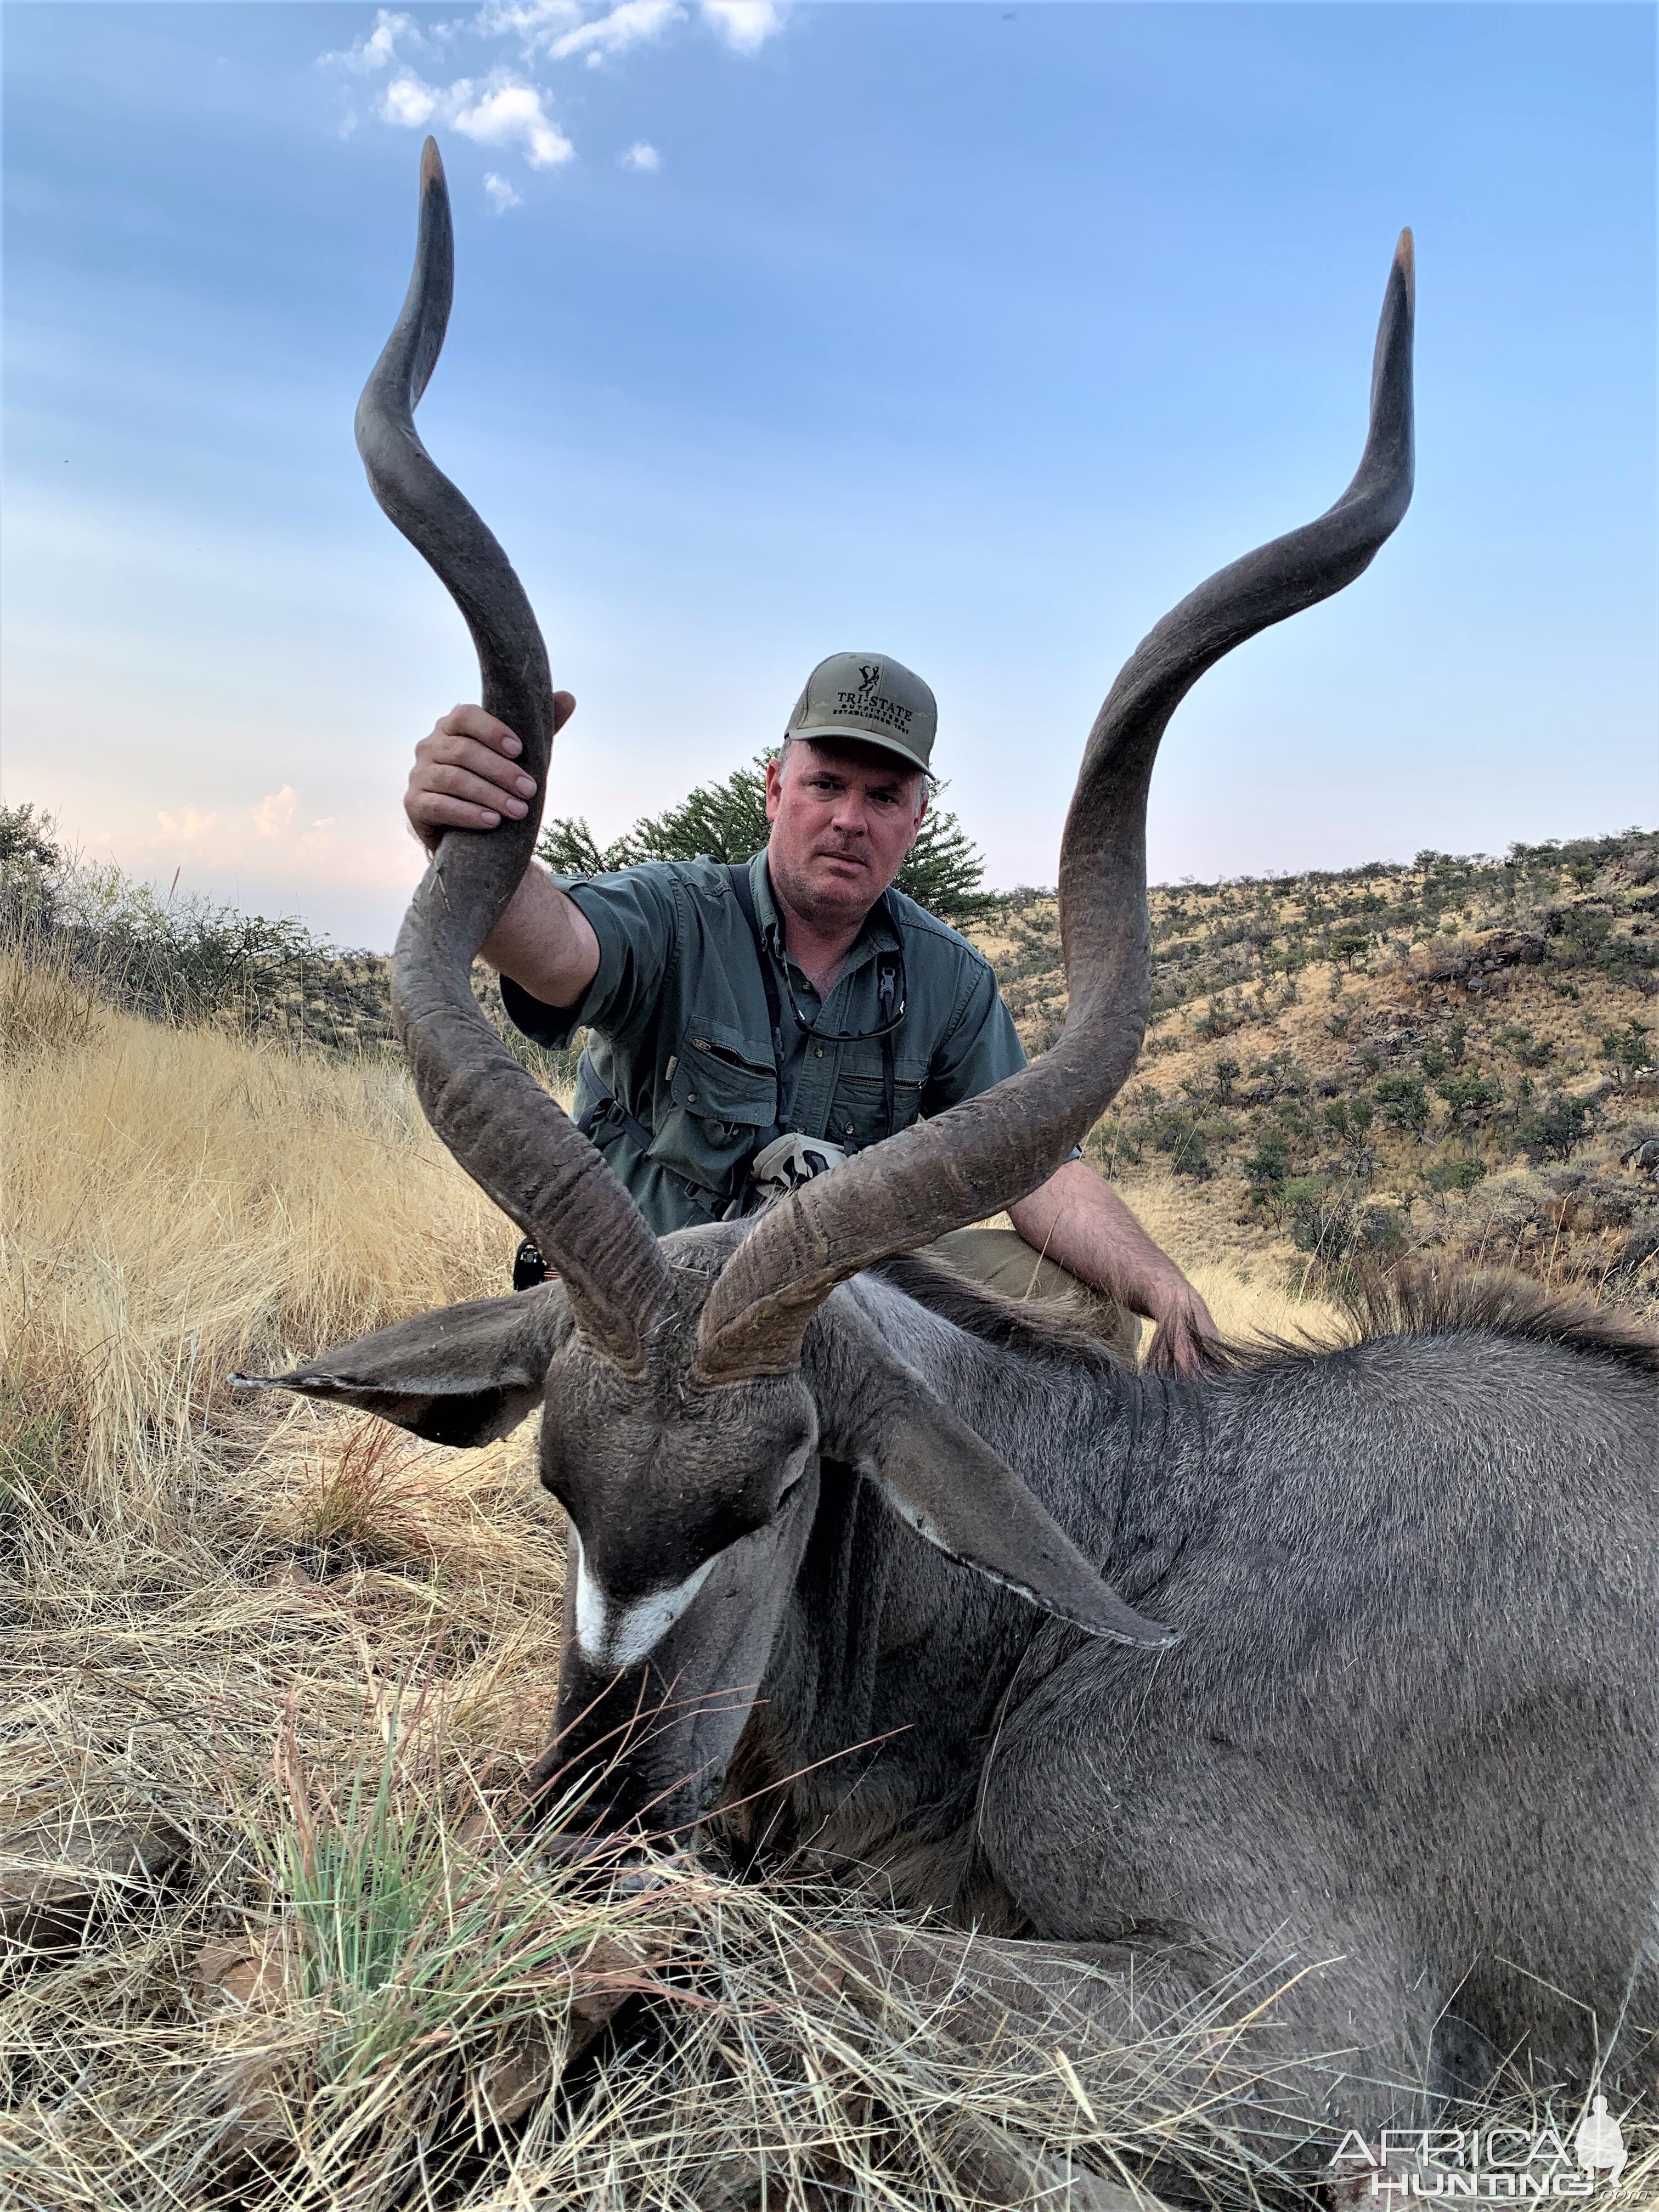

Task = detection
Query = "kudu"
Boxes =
[245,143,1657,2150]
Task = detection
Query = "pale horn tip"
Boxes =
[420,136,446,193]
[1393,226,1415,305]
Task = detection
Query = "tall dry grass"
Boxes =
[2,953,515,1527]
[2,961,1652,2210]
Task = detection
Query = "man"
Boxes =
[404,652,1221,1374]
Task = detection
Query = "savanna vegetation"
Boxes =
[2,803,1653,2208]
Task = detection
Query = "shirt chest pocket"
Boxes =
[829,1046,926,1153]
[648,1026,779,1193]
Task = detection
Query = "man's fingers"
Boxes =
[422,761,534,819]
[420,734,537,799]
[415,792,514,833]
[407,694,570,853]
[437,693,577,751]
[1144,1307,1228,1380]
[439,703,524,756]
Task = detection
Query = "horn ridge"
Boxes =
[695,232,1416,1384]
[357,138,673,1370]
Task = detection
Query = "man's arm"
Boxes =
[1007,1159,1224,1379]
[404,701,600,1007]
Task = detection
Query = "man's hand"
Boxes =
[404,695,575,854]
[1140,1272,1226,1380]
[404,694,601,1009]
[1007,1159,1225,1380]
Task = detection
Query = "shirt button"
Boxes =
[814,1047,823,1059]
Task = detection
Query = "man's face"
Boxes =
[764,738,928,928]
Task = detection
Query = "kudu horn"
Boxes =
[696,233,1415,1383]
[357,138,673,1373]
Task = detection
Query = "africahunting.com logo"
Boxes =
[1331,2100,1628,2197]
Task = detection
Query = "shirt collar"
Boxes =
[750,850,901,974]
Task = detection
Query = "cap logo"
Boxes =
[833,662,915,735]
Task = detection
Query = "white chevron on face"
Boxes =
[572,1531,716,1669]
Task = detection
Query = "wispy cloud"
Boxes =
[154,805,219,850]
[141,792,377,882]
[253,785,297,837]
[548,0,681,65]
[323,0,784,178]
[379,70,575,166]
[321,8,422,74]
[474,0,583,52]
[699,0,781,55]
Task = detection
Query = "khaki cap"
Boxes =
[785,652,937,777]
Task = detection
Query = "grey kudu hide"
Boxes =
[247,142,1658,2148]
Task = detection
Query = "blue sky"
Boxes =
[5,1,1654,948]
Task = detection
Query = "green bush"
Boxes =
[1423,1157,1488,1197]
[1513,1092,1591,1164]
[1498,1023,1555,1069]
[1436,1071,1501,1128]
[1601,1019,1653,1085]
[1375,1074,1431,1139]
[1243,1131,1292,1203]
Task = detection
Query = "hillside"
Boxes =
[974,827,1659,1311]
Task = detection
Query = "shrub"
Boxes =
[1513,1092,1592,1164]
[1499,1024,1555,1069]
[1423,1157,1488,1197]
[1436,1071,1500,1128]
[1375,1074,1430,1139]
[1601,1019,1653,1085]
[1243,1131,1292,1203]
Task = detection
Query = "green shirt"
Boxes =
[501,851,1027,1233]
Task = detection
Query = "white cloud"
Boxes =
[451,75,574,164]
[549,0,681,63]
[253,785,297,838]
[474,0,582,49]
[324,0,785,170]
[154,806,218,848]
[483,170,523,210]
[378,69,574,166]
[381,72,438,126]
[323,8,421,73]
[700,0,781,55]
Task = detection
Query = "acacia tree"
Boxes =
[538,753,996,928]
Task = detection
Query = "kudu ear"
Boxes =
[805,1297,1176,1651]
[232,1285,569,1448]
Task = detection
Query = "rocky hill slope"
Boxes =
[973,828,1659,1309]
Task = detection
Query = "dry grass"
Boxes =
[1,972,514,1527]
[2,984,1652,2208]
